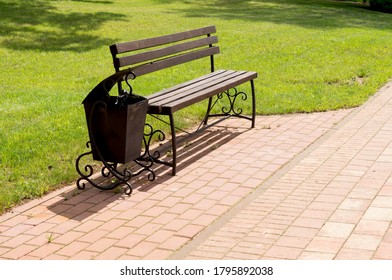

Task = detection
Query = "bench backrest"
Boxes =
[109,25,219,93]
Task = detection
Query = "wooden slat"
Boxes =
[147,70,257,114]
[116,36,218,68]
[161,71,253,106]
[129,47,220,77]
[167,71,257,113]
[110,25,216,55]
[162,72,257,112]
[148,70,239,105]
[147,70,228,103]
[109,26,258,119]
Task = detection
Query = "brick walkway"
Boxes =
[1,82,392,260]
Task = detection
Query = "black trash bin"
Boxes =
[82,70,148,164]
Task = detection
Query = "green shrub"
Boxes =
[369,0,392,12]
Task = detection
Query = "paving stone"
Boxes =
[2,83,392,260]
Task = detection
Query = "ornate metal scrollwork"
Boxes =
[75,142,133,195]
[213,87,248,117]
[141,123,165,160]
[220,87,248,116]
[133,123,166,182]
[75,121,168,195]
[201,86,254,130]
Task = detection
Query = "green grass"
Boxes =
[1,0,392,214]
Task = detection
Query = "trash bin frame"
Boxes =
[75,69,151,195]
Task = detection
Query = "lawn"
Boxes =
[0,0,392,214]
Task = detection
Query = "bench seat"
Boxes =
[147,69,257,115]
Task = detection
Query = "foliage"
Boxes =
[368,0,392,12]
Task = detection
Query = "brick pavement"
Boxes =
[0,82,391,260]
[172,82,392,260]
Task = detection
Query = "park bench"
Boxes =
[109,25,258,176]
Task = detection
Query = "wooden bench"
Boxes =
[109,25,257,175]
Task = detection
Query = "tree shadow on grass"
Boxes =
[161,0,392,31]
[0,0,125,52]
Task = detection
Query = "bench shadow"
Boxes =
[48,121,247,221]
[134,122,248,192]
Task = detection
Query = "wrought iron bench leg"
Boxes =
[200,80,257,129]
[203,97,213,126]
[169,113,177,176]
[251,79,256,128]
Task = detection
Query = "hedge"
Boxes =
[369,0,392,12]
